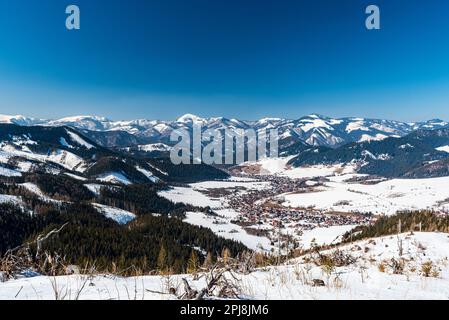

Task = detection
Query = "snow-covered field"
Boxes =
[159,186,223,208]
[2,232,448,300]
[282,175,449,215]
[158,160,449,255]
[237,157,356,179]
[234,157,449,216]
[159,180,277,250]
[190,180,270,191]
[158,180,270,209]
[184,211,274,252]
[159,179,357,252]
[299,225,357,249]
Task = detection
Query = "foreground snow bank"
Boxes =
[1,232,448,300]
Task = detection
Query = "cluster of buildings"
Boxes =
[225,174,372,238]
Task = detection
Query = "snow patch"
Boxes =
[66,130,95,149]
[59,137,74,149]
[135,166,158,182]
[97,172,132,185]
[0,166,22,177]
[93,203,136,224]
[436,145,449,153]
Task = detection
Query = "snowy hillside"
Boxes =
[1,232,448,300]
[282,175,449,215]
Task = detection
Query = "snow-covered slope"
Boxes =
[1,232,448,300]
[289,126,449,178]
[0,125,99,174]
[93,203,136,224]
[96,172,132,185]
[281,174,449,215]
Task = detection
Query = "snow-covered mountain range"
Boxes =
[0,123,228,185]
[1,113,448,148]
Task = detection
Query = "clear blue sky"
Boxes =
[0,0,449,121]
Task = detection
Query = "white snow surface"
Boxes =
[190,180,270,191]
[97,172,132,185]
[436,145,449,153]
[184,211,274,252]
[84,184,105,196]
[282,175,449,215]
[93,203,136,224]
[64,173,87,181]
[1,232,449,300]
[359,133,388,142]
[20,183,61,204]
[159,180,270,209]
[59,137,74,149]
[0,194,22,206]
[0,142,87,173]
[159,180,276,251]
[66,130,95,149]
[135,166,158,182]
[159,187,222,208]
[300,225,357,249]
[238,157,356,179]
[0,166,22,177]
[137,143,171,152]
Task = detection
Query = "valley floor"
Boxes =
[159,160,449,253]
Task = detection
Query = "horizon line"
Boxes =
[0,112,447,124]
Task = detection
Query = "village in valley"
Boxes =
[159,155,449,255]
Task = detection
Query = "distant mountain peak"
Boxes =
[0,114,41,126]
[176,113,206,123]
[53,115,110,122]
[307,113,327,119]
[257,117,284,124]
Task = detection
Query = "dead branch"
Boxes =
[178,264,242,300]
[35,223,69,258]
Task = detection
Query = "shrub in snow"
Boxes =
[420,261,440,278]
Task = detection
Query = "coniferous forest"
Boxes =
[0,171,247,275]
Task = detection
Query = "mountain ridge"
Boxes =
[1,113,447,149]
[288,127,449,178]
